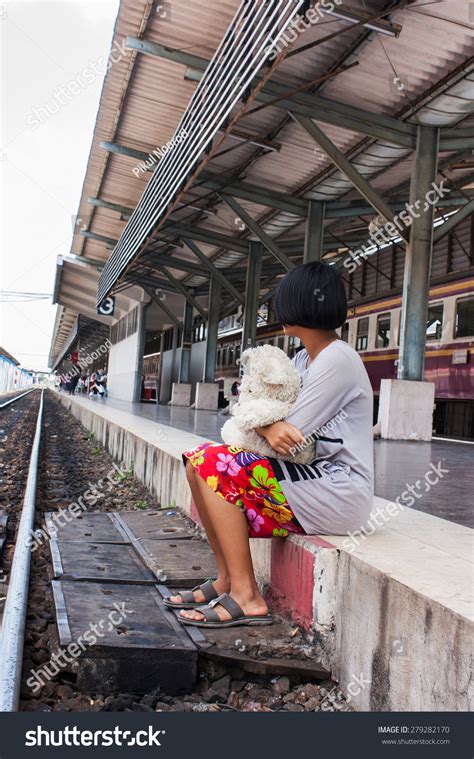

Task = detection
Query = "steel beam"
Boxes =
[242,242,263,352]
[398,126,440,381]
[182,238,244,304]
[204,275,222,383]
[126,37,416,148]
[220,194,295,271]
[143,286,182,330]
[90,166,472,220]
[161,224,248,254]
[143,253,208,278]
[88,197,134,216]
[99,141,153,167]
[126,273,177,293]
[324,192,473,218]
[160,268,207,320]
[80,230,119,247]
[179,300,193,384]
[439,128,474,151]
[198,171,308,216]
[433,199,474,243]
[304,201,325,262]
[291,114,409,242]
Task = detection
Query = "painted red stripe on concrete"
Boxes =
[269,539,315,629]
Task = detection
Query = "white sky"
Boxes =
[1,0,119,371]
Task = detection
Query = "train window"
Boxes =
[340,322,349,343]
[356,318,369,351]
[277,336,285,350]
[228,346,235,366]
[376,313,391,348]
[455,296,474,338]
[222,348,228,367]
[235,345,241,365]
[426,304,443,340]
[217,349,221,367]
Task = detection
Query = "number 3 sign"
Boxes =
[97,296,115,316]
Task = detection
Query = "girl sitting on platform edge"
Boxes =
[164,261,374,628]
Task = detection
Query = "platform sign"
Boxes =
[97,296,115,317]
[452,349,468,365]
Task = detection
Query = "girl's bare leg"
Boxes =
[180,472,268,622]
[168,462,230,604]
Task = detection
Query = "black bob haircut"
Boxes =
[275,262,347,330]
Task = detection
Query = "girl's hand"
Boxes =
[256,421,305,456]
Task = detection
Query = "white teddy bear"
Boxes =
[221,344,314,464]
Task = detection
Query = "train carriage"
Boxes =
[214,277,474,440]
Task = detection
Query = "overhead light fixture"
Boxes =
[327,8,402,37]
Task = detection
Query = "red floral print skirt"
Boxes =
[183,442,304,539]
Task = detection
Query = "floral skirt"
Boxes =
[183,442,304,539]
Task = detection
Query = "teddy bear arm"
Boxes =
[232,398,290,431]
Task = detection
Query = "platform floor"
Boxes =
[67,393,473,528]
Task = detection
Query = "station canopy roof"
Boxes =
[53,0,474,336]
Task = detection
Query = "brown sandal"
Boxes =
[163,580,218,609]
[178,592,273,628]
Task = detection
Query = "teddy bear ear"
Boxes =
[239,348,254,369]
[262,351,294,387]
[265,365,291,387]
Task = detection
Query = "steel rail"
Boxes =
[0,388,37,410]
[0,389,44,711]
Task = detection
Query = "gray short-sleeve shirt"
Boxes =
[271,340,374,535]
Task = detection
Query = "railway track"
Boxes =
[0,388,37,410]
[0,391,334,714]
[0,391,44,710]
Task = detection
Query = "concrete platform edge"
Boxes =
[53,390,473,712]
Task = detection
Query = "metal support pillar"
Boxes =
[398,126,440,380]
[157,330,165,403]
[132,303,148,403]
[241,242,263,353]
[179,299,193,384]
[304,201,325,262]
[204,275,222,383]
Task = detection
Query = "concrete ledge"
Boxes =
[194,382,219,411]
[53,390,473,712]
[378,379,435,441]
[171,383,191,407]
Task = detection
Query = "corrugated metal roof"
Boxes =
[53,0,473,336]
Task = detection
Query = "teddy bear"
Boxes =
[220,344,315,464]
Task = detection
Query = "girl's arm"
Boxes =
[256,421,305,456]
